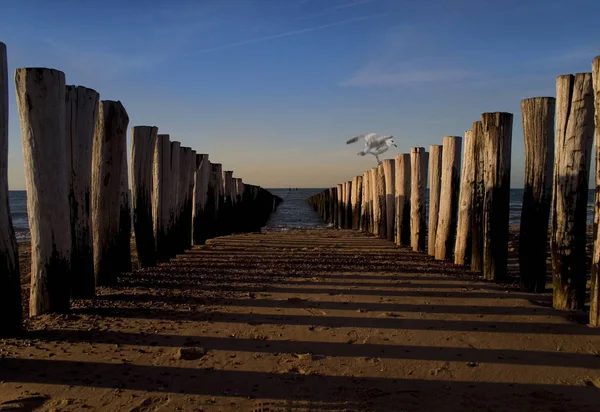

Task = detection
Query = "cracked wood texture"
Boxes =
[428,145,443,256]
[470,121,485,272]
[411,147,429,252]
[0,42,21,333]
[482,112,513,282]
[16,68,71,315]
[351,175,362,230]
[374,164,387,239]
[92,100,130,286]
[360,172,369,232]
[153,134,171,262]
[395,153,411,246]
[519,97,555,293]
[66,86,98,299]
[551,73,594,311]
[344,180,352,229]
[382,159,395,242]
[592,58,600,326]
[192,154,210,245]
[435,136,462,261]
[131,126,158,269]
[454,130,475,266]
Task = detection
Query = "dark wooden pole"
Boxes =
[471,121,485,272]
[131,126,158,268]
[411,147,428,252]
[351,175,362,230]
[153,134,170,262]
[0,42,22,333]
[92,100,130,286]
[192,154,210,244]
[382,159,395,242]
[16,68,71,315]
[360,171,369,232]
[395,154,411,246]
[519,97,555,292]
[551,73,594,310]
[481,112,513,281]
[66,86,99,298]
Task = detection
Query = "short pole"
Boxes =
[411,147,429,252]
[395,154,411,246]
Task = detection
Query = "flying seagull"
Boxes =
[346,133,397,164]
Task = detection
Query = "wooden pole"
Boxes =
[177,147,193,250]
[382,159,395,241]
[0,42,22,333]
[222,170,234,234]
[168,141,180,255]
[65,85,99,298]
[428,145,443,256]
[16,67,71,315]
[153,134,171,262]
[591,57,600,326]
[328,187,336,226]
[92,100,130,286]
[369,167,377,235]
[395,153,411,246]
[435,136,462,260]
[519,97,555,292]
[192,153,210,244]
[344,180,352,229]
[481,112,513,281]
[185,149,196,247]
[118,145,132,272]
[211,163,223,236]
[373,166,387,238]
[471,121,485,272]
[336,183,343,229]
[360,171,369,232]
[454,130,476,265]
[351,175,362,230]
[131,126,158,268]
[411,147,428,252]
[551,73,594,310]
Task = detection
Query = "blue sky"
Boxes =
[1,0,599,189]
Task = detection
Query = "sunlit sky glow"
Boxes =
[2,0,599,189]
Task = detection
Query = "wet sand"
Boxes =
[2,229,600,411]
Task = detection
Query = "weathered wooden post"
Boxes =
[372,167,385,237]
[428,145,443,256]
[328,187,336,226]
[153,134,171,262]
[591,57,600,326]
[179,147,194,249]
[92,100,130,286]
[471,121,485,272]
[369,167,378,234]
[395,153,411,246]
[222,170,234,234]
[351,175,362,230]
[192,154,210,244]
[382,159,395,242]
[454,130,476,265]
[344,180,352,229]
[131,126,158,268]
[360,171,370,232]
[167,141,180,255]
[552,73,594,310]
[435,136,462,260]
[519,97,555,292]
[118,143,132,273]
[336,183,343,229]
[0,42,22,333]
[16,67,71,315]
[411,147,428,252]
[211,163,224,236]
[65,85,99,298]
[481,112,513,281]
[185,149,196,247]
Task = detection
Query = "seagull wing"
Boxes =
[346,134,367,145]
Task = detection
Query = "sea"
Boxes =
[7,189,596,242]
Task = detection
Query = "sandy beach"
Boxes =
[1,228,599,411]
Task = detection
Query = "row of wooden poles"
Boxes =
[0,42,282,336]
[308,56,600,328]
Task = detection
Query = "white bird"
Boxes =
[346,133,397,164]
